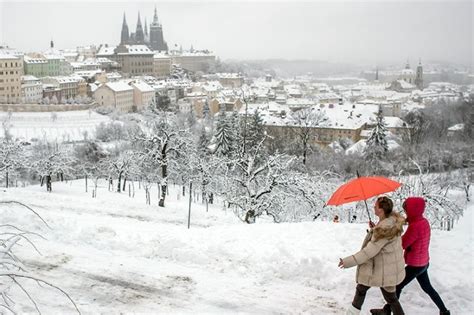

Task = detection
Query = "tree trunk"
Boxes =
[46,175,52,192]
[117,172,122,192]
[5,170,8,188]
[244,210,256,224]
[123,178,127,191]
[159,157,168,207]
[85,174,88,192]
[302,139,308,165]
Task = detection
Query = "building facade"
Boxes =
[21,75,43,103]
[93,81,134,112]
[171,52,216,73]
[97,44,154,76]
[0,54,23,104]
[130,81,155,111]
[153,53,171,77]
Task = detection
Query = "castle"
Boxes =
[120,7,168,52]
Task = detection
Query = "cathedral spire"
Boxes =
[135,12,145,43]
[120,12,129,45]
[153,5,159,25]
[144,18,148,36]
[405,58,410,69]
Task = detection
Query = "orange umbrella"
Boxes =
[327,176,402,221]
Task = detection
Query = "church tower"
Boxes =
[375,66,379,81]
[120,13,130,45]
[144,18,149,42]
[135,12,145,44]
[415,59,424,90]
[149,6,168,51]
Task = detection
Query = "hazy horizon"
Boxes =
[0,0,472,67]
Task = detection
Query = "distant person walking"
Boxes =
[339,196,405,315]
[333,215,340,223]
[370,197,450,315]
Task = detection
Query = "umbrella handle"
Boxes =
[363,199,372,222]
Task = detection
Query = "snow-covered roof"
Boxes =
[131,81,155,92]
[240,102,379,130]
[21,75,40,82]
[396,80,416,89]
[345,139,400,155]
[106,72,122,79]
[154,53,171,59]
[104,81,133,92]
[97,45,116,56]
[0,53,20,60]
[384,116,407,128]
[43,76,81,84]
[23,56,47,63]
[119,45,154,55]
[216,73,243,79]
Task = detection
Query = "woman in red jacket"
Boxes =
[371,197,450,315]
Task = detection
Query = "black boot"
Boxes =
[370,304,391,315]
[440,311,450,315]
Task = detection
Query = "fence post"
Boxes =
[187,182,192,229]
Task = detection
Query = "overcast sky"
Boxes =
[0,0,472,66]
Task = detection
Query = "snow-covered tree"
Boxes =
[364,109,388,174]
[245,109,265,154]
[30,144,75,192]
[291,108,326,165]
[0,139,26,188]
[135,118,189,207]
[74,141,108,196]
[212,108,236,157]
[105,150,137,193]
[394,160,464,229]
[226,139,295,223]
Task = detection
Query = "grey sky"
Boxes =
[0,0,472,66]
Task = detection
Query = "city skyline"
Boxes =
[0,0,472,66]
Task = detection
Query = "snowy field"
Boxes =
[1,180,472,314]
[0,110,111,142]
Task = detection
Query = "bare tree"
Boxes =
[290,108,326,165]
[0,200,80,314]
[136,119,189,207]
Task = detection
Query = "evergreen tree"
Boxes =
[197,124,210,156]
[364,109,389,173]
[213,108,235,157]
[246,109,265,153]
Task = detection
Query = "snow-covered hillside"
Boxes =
[0,110,111,142]
[1,180,472,314]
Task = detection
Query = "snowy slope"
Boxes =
[0,110,111,142]
[1,180,472,314]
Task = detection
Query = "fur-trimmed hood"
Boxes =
[373,212,405,241]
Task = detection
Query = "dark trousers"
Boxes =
[352,284,404,315]
[392,264,448,312]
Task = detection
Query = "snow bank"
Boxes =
[1,180,472,314]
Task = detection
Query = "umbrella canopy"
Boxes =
[327,176,401,207]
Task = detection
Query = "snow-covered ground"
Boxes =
[2,180,472,314]
[0,110,111,142]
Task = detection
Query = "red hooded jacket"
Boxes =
[402,197,431,266]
